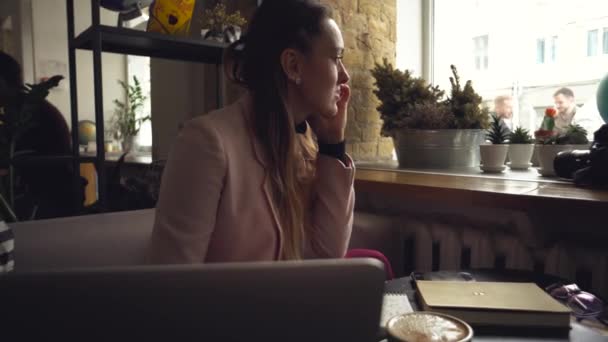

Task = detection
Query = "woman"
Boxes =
[147,0,353,263]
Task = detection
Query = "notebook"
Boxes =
[416,280,571,328]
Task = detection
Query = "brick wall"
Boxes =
[322,0,396,161]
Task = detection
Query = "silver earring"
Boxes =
[295,77,302,85]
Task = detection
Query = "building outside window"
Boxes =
[432,0,608,141]
[550,36,558,62]
[537,38,545,64]
[588,29,598,57]
[603,27,608,54]
[473,35,489,70]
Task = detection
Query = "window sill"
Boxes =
[354,162,608,212]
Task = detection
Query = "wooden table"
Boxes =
[383,270,608,341]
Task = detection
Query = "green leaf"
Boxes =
[509,126,534,144]
[486,114,510,144]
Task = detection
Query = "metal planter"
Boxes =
[392,129,485,169]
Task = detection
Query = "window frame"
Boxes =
[587,29,599,57]
[550,35,558,63]
[603,27,608,55]
[536,38,546,64]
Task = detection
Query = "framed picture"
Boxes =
[146,0,197,36]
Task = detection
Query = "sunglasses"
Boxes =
[545,283,606,323]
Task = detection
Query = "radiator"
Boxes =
[398,216,608,300]
[353,211,608,299]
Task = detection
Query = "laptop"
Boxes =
[0,258,385,341]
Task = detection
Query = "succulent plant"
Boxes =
[509,126,534,144]
[371,60,490,135]
[446,65,490,130]
[540,124,589,145]
[486,114,510,144]
[371,59,446,135]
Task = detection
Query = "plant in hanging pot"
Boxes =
[480,114,510,172]
[535,124,590,177]
[507,126,534,170]
[371,60,490,169]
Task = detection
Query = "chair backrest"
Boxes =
[11,209,154,272]
[346,248,395,280]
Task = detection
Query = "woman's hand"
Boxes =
[309,84,351,144]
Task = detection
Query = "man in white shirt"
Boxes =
[553,87,604,141]
[553,87,577,134]
[494,95,513,133]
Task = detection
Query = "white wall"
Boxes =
[29,0,126,129]
[0,0,34,83]
[150,60,211,160]
[396,0,423,76]
[0,1,21,61]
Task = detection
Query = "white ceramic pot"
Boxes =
[507,144,534,170]
[535,144,590,176]
[479,144,509,172]
[121,136,135,152]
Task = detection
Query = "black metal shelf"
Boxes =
[10,155,99,166]
[64,0,226,211]
[73,25,227,64]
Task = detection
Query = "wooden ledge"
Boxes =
[354,166,608,213]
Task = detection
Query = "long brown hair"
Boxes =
[224,0,329,259]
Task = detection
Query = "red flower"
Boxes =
[545,107,557,117]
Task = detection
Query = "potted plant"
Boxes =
[535,124,590,177]
[480,114,510,172]
[199,3,247,43]
[0,75,63,222]
[372,60,489,169]
[507,126,534,170]
[111,76,150,152]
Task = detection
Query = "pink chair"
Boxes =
[345,249,395,280]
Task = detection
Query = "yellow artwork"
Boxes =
[147,0,196,36]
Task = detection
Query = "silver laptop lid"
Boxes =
[1,258,385,342]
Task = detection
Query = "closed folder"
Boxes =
[416,281,571,328]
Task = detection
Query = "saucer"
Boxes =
[387,312,473,342]
[480,164,505,173]
[507,162,532,170]
[537,168,555,177]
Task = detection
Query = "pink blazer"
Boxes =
[146,95,355,263]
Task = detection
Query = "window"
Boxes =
[603,27,608,55]
[125,16,152,150]
[536,38,545,64]
[127,55,152,149]
[537,36,557,64]
[550,36,557,62]
[473,35,489,70]
[587,29,598,56]
[431,0,608,142]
